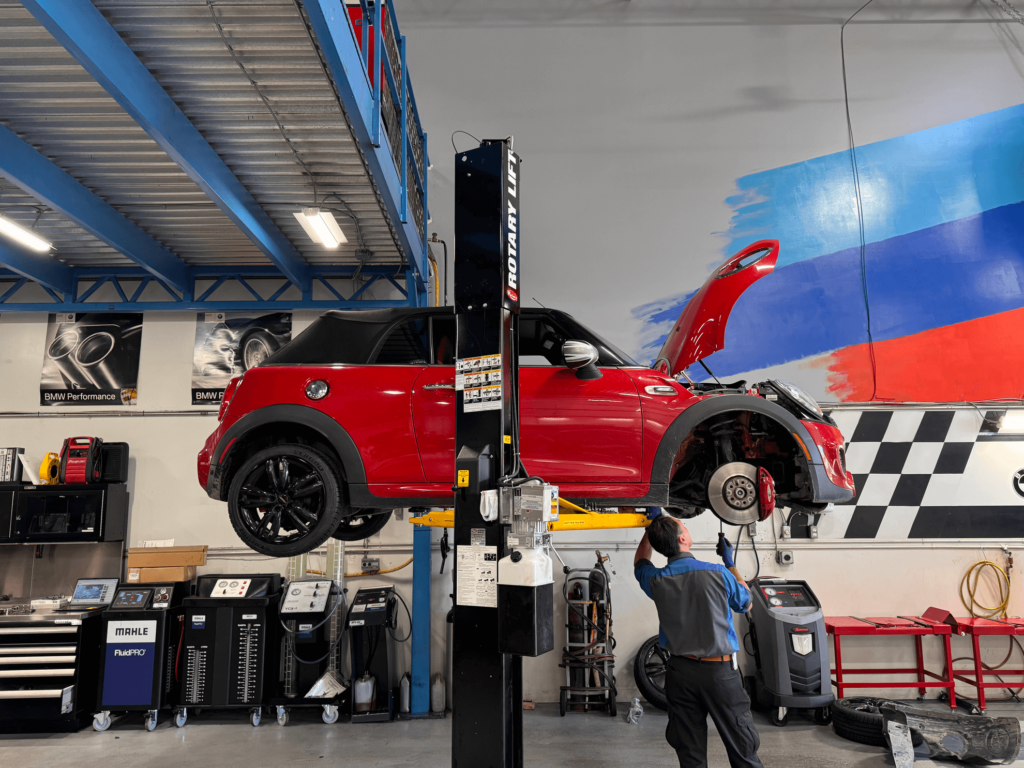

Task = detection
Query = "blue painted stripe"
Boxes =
[725,102,1024,268]
[638,200,1024,378]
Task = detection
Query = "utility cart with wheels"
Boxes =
[268,566,348,727]
[176,574,282,727]
[559,552,616,717]
[745,577,834,727]
[93,582,190,732]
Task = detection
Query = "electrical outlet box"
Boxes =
[748,522,757,536]
[360,557,380,572]
[776,550,794,566]
[781,525,791,539]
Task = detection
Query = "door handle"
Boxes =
[422,383,455,390]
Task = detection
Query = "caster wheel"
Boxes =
[769,706,788,727]
[145,711,158,732]
[93,712,112,732]
[559,690,567,717]
[813,706,832,726]
[250,708,262,727]
[174,709,187,728]
[322,705,339,724]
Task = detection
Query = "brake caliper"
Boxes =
[758,467,776,521]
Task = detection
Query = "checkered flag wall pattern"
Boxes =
[820,409,1024,539]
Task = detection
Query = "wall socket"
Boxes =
[776,550,794,566]
[361,557,380,572]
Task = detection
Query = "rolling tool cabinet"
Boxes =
[0,610,103,732]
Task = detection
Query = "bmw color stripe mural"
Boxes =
[634,102,1024,402]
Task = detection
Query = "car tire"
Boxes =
[240,331,278,371]
[831,698,923,748]
[227,443,344,557]
[633,635,668,711]
[331,509,393,541]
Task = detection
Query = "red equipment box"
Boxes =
[59,436,103,484]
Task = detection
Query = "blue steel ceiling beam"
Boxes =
[303,0,429,291]
[23,0,312,293]
[0,238,73,295]
[0,124,187,292]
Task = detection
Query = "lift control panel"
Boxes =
[281,579,332,614]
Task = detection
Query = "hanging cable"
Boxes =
[207,1,319,204]
[840,0,880,401]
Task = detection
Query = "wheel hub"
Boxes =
[723,476,756,510]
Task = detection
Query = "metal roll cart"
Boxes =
[559,551,616,717]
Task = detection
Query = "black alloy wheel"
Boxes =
[331,508,393,541]
[227,444,344,557]
[633,635,668,711]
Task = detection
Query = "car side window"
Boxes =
[372,318,430,364]
[519,317,568,366]
[431,316,456,365]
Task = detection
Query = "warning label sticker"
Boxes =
[456,545,498,608]
[456,355,503,412]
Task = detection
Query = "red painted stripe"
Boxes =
[821,307,1024,402]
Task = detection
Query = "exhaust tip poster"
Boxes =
[40,313,143,406]
[191,312,292,405]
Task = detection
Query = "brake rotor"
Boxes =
[708,462,761,525]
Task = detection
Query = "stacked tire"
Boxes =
[831,698,923,748]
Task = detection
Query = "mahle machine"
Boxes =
[452,139,558,767]
[93,582,189,732]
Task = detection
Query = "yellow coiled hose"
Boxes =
[955,559,1021,703]
[960,560,1011,618]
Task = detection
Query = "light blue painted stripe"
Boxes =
[726,102,1024,267]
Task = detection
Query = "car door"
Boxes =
[518,315,643,485]
[411,314,458,482]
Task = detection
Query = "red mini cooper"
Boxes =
[198,241,855,556]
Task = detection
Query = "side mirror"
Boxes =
[562,340,602,381]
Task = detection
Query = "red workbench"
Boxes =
[825,615,957,708]
[950,617,1024,711]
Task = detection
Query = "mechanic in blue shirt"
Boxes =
[634,512,762,768]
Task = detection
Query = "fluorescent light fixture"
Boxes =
[1002,411,1024,433]
[0,215,51,252]
[293,207,347,248]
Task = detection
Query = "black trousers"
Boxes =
[664,655,763,768]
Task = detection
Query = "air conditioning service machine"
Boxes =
[450,138,559,767]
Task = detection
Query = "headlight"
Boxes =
[773,380,822,417]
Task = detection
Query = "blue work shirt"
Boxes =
[635,551,751,658]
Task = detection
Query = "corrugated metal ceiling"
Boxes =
[0,0,405,273]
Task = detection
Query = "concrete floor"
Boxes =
[3,703,1022,767]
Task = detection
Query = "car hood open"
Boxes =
[653,239,779,377]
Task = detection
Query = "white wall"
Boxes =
[4,5,1024,704]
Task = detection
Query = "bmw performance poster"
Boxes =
[191,312,291,405]
[40,313,143,406]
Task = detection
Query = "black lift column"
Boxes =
[451,139,522,768]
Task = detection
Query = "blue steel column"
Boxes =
[411,523,432,715]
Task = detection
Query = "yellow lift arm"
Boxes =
[408,497,651,532]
